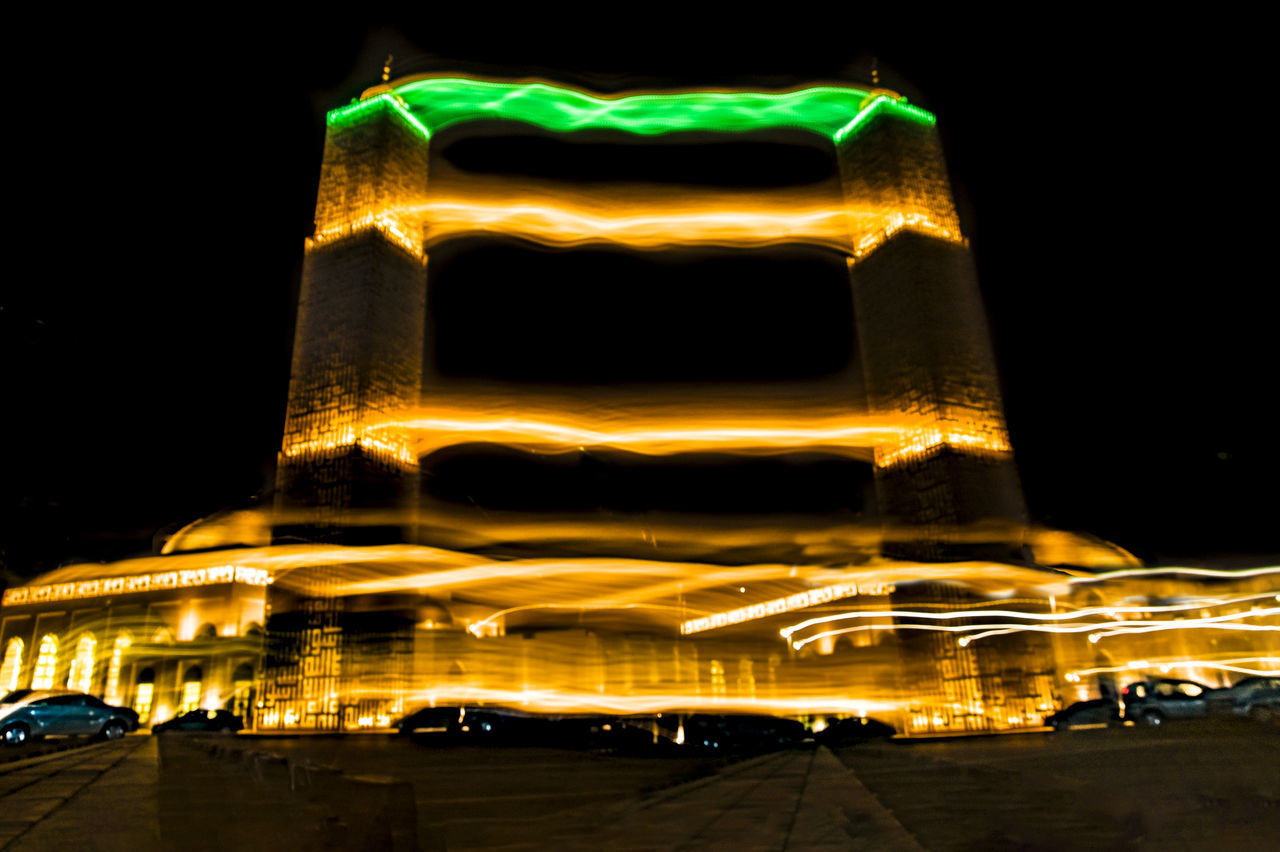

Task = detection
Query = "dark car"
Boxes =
[0,690,139,746]
[1120,678,1214,726]
[815,716,896,745]
[1205,676,1280,722]
[1045,698,1120,731]
[151,709,244,735]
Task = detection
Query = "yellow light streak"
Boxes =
[780,593,1280,640]
[369,408,912,459]
[681,581,896,635]
[1068,565,1280,583]
[403,685,902,718]
[789,607,1280,651]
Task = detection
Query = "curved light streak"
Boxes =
[779,593,1280,639]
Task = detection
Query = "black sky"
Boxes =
[3,19,1274,583]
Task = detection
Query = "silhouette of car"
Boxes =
[0,690,139,746]
[1045,698,1120,731]
[1205,676,1280,722]
[1120,678,1214,726]
[151,709,244,735]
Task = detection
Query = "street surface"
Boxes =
[0,722,1275,849]
[838,720,1280,850]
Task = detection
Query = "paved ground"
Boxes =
[0,737,157,850]
[837,720,1280,850]
[2,722,1276,850]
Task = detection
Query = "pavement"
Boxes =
[7,723,1274,850]
[0,736,921,851]
[0,737,158,850]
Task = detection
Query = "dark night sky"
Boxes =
[2,19,1274,584]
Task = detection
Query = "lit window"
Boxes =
[134,683,154,724]
[31,635,59,689]
[104,634,131,705]
[180,666,203,714]
[67,634,97,694]
[709,659,726,696]
[0,638,23,692]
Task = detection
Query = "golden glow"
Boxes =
[872,416,1013,468]
[280,423,417,466]
[307,209,425,260]
[371,406,914,459]
[66,634,96,694]
[31,634,58,690]
[408,195,959,255]
[0,638,23,693]
[782,592,1280,641]
[791,606,1280,651]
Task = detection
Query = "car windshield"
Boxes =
[0,689,33,704]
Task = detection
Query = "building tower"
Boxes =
[266,74,1028,729]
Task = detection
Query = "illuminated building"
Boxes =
[6,71,1273,738]
[259,72,1032,731]
[0,564,267,724]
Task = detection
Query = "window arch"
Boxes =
[0,638,24,692]
[31,635,59,689]
[67,634,97,694]
[180,665,203,714]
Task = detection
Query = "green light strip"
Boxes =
[327,77,934,143]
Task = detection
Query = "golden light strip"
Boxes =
[403,685,901,718]
[788,607,1280,651]
[779,593,1280,640]
[369,412,911,458]
[680,581,896,635]
[307,197,963,258]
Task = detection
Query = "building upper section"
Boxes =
[307,74,964,263]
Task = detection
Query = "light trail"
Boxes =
[789,607,1280,651]
[1068,565,1280,583]
[331,76,935,143]
[779,593,1280,639]
[401,686,902,718]
[367,409,910,458]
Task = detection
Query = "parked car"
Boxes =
[0,690,139,746]
[1205,676,1280,722]
[1045,698,1120,731]
[1120,678,1214,726]
[151,709,244,735]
